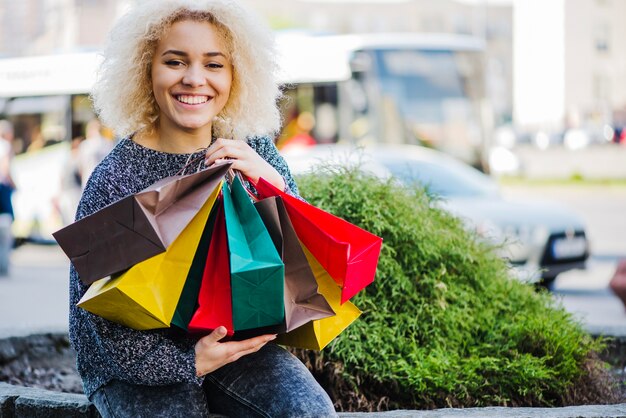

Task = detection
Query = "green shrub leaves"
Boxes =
[293,165,617,411]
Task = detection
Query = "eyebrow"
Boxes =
[161,49,227,58]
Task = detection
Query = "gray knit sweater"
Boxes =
[69,136,300,398]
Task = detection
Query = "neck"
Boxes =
[137,120,213,154]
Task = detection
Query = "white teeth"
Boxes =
[176,95,209,105]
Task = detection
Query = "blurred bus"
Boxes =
[0,53,101,242]
[275,32,489,167]
[0,32,489,242]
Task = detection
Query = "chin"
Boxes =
[177,120,213,131]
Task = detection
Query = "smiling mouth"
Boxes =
[176,95,210,105]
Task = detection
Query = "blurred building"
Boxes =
[514,0,626,139]
[0,0,46,57]
[0,0,129,56]
[565,0,626,135]
[1,0,624,139]
[245,0,625,139]
[240,0,514,127]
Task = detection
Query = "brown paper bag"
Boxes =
[254,196,335,332]
[54,161,232,285]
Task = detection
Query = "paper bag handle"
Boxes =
[176,148,209,176]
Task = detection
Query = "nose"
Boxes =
[181,64,205,87]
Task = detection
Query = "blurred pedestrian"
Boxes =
[0,120,16,276]
[280,111,317,152]
[55,136,84,226]
[609,259,626,309]
[76,119,114,187]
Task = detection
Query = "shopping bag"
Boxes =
[275,245,361,350]
[76,183,221,330]
[170,202,220,332]
[254,177,382,304]
[187,202,235,336]
[54,161,232,285]
[225,176,285,331]
[255,196,334,332]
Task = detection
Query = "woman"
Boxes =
[71,1,336,416]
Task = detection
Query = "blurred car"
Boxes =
[283,144,589,286]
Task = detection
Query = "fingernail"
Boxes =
[217,326,227,336]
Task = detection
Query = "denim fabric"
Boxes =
[90,381,208,418]
[90,344,337,418]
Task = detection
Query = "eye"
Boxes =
[165,60,184,67]
[206,62,224,69]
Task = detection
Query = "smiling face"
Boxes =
[151,19,233,137]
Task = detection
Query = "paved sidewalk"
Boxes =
[0,244,69,338]
[553,257,626,337]
[340,405,626,417]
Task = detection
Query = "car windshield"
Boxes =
[377,156,498,198]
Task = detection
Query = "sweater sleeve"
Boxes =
[69,170,202,388]
[248,136,301,199]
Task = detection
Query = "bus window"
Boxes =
[3,95,69,153]
[72,95,98,139]
[277,83,339,150]
[371,48,485,166]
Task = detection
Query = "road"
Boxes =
[0,183,624,338]
[501,183,626,333]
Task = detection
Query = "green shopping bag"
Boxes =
[223,176,285,331]
[170,201,220,332]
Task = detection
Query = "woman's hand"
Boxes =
[194,326,276,377]
[205,138,285,190]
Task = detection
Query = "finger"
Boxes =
[213,137,234,147]
[200,326,228,346]
[204,138,227,163]
[206,137,230,152]
[223,334,276,355]
[205,147,240,166]
[225,159,244,173]
[227,335,276,362]
[206,138,241,156]
[228,341,268,363]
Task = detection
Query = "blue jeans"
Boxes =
[89,344,337,418]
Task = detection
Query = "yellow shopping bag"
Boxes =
[275,245,361,350]
[77,184,221,330]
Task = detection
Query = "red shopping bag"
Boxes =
[254,177,382,304]
[187,201,234,336]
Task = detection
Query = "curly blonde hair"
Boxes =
[91,0,282,141]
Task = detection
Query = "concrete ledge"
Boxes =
[2,383,626,418]
[0,383,228,418]
[0,383,98,417]
[1,332,625,417]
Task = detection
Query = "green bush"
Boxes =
[292,165,619,411]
